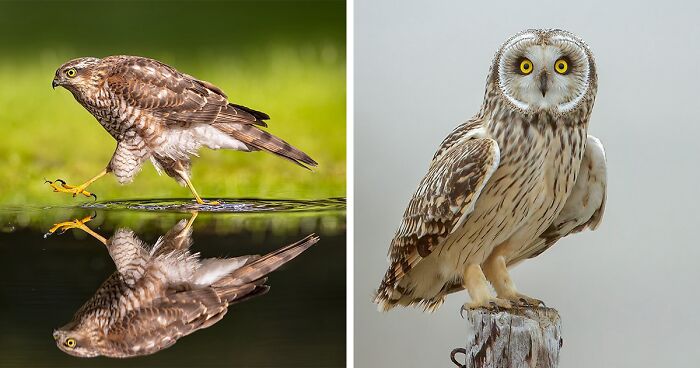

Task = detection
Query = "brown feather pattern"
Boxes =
[53,55,316,186]
[53,219,319,358]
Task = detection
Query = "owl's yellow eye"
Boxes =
[554,59,569,74]
[65,68,77,78]
[519,59,533,75]
[64,338,76,348]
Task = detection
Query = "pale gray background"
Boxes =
[355,0,700,367]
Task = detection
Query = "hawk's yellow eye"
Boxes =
[555,59,568,74]
[64,338,76,348]
[65,68,77,78]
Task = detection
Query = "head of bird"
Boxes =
[53,325,100,358]
[491,29,596,115]
[52,57,102,95]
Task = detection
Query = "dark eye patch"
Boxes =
[513,57,528,73]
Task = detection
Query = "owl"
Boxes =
[47,55,317,204]
[50,214,319,357]
[374,29,607,312]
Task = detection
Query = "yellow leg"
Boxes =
[46,214,107,245]
[181,176,219,205]
[46,169,108,199]
[184,211,198,230]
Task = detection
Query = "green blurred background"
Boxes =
[0,0,346,206]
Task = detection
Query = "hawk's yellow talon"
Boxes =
[46,214,106,244]
[47,215,95,235]
[47,180,93,197]
[45,169,107,200]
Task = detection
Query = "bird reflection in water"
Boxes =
[46,212,319,358]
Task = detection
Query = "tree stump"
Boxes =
[450,307,563,368]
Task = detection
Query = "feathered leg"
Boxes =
[482,246,544,306]
[46,138,148,200]
[462,263,512,310]
[152,156,218,205]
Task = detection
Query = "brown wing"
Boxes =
[104,56,317,168]
[104,56,268,127]
[376,122,500,305]
[101,286,257,358]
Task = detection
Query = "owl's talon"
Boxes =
[502,293,544,308]
[462,298,512,313]
[91,193,98,201]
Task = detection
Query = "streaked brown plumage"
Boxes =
[51,214,319,358]
[48,55,317,203]
[375,29,607,312]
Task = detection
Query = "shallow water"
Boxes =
[0,199,346,367]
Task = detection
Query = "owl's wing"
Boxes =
[377,121,500,295]
[104,56,269,128]
[106,229,151,284]
[508,135,607,266]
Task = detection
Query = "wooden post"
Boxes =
[450,307,563,368]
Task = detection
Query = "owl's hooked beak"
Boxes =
[52,78,59,89]
[538,72,548,97]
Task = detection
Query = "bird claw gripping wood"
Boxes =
[45,213,97,238]
[518,297,546,308]
[45,178,98,200]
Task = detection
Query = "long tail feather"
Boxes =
[212,123,318,169]
[212,234,320,288]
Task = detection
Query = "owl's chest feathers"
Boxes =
[491,118,585,198]
[478,114,586,242]
[438,115,586,265]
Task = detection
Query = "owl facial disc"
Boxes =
[495,30,593,114]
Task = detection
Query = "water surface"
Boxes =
[0,199,346,367]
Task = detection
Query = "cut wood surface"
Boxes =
[451,307,562,368]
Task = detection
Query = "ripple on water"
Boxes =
[80,197,346,213]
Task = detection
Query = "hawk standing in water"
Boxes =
[48,55,317,204]
[374,29,607,312]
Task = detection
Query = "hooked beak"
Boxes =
[52,78,59,89]
[538,72,548,97]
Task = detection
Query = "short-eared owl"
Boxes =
[47,56,317,204]
[375,29,606,311]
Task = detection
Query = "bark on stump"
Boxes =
[451,307,562,368]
